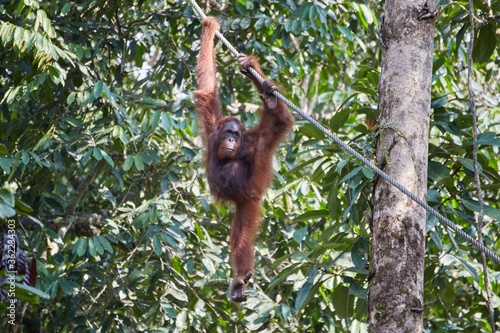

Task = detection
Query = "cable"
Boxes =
[187,0,500,264]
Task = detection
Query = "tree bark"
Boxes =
[368,1,436,332]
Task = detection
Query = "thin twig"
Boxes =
[486,0,494,19]
[467,2,496,332]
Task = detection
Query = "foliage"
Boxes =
[0,0,498,332]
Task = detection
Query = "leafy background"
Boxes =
[0,0,499,331]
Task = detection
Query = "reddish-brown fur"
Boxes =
[194,17,294,302]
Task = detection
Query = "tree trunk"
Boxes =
[368,1,436,332]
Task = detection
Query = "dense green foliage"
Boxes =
[0,0,499,331]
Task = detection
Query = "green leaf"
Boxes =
[88,238,96,257]
[1,22,14,45]
[294,209,329,222]
[0,202,16,219]
[268,263,303,290]
[12,283,50,303]
[92,80,103,99]
[358,4,374,26]
[52,151,66,171]
[0,190,16,219]
[142,97,167,107]
[457,257,479,282]
[277,304,292,320]
[254,18,265,30]
[13,26,23,49]
[351,238,368,269]
[0,144,8,155]
[62,116,82,127]
[299,123,326,140]
[134,154,144,171]
[338,25,355,41]
[455,22,468,56]
[349,282,367,299]
[15,198,33,213]
[152,235,163,256]
[431,96,448,109]
[327,181,340,217]
[0,189,14,207]
[161,112,173,133]
[60,279,79,295]
[123,155,133,171]
[441,280,456,309]
[93,236,104,255]
[294,266,318,313]
[240,17,251,30]
[317,91,334,104]
[4,86,20,104]
[292,227,308,244]
[476,132,500,147]
[329,108,351,132]
[339,166,362,184]
[149,110,161,132]
[92,148,103,161]
[362,167,374,179]
[429,230,443,250]
[332,285,353,319]
[101,82,115,103]
[463,199,500,220]
[0,156,13,173]
[100,150,114,167]
[457,157,482,173]
[61,3,72,15]
[235,2,247,15]
[291,3,312,20]
[472,24,497,63]
[82,150,92,166]
[21,152,29,164]
[32,126,53,152]
[75,238,87,257]
[167,283,188,302]
[100,235,114,254]
[428,161,450,183]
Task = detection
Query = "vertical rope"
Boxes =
[467,1,496,331]
[188,0,241,57]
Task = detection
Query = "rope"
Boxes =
[188,0,241,57]
[187,0,500,265]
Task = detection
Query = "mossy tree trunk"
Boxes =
[368,0,436,332]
